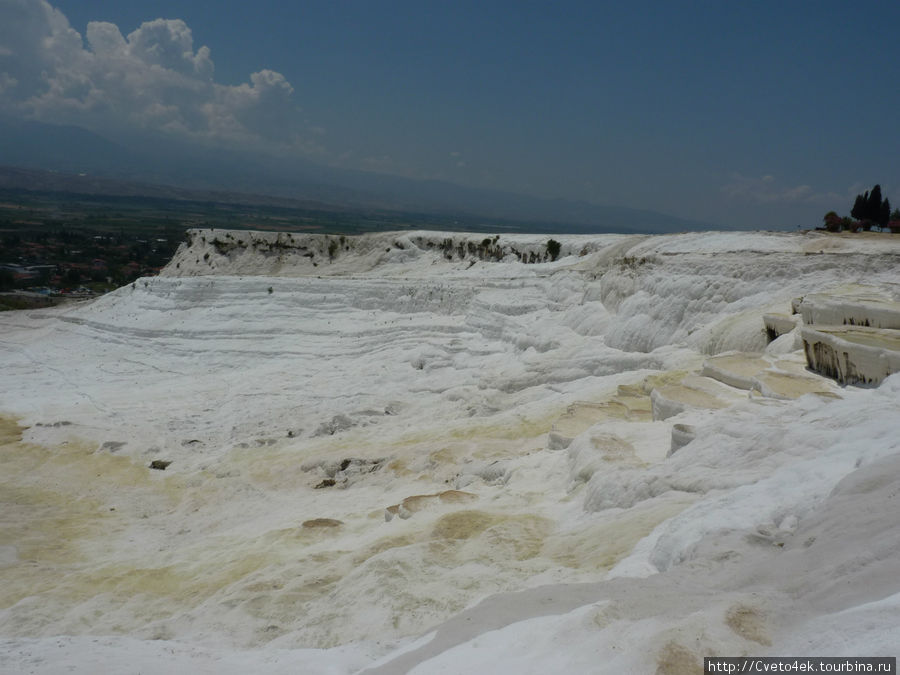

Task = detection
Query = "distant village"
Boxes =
[1,226,182,309]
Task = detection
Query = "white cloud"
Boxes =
[721,173,840,205]
[0,0,312,151]
[125,18,213,79]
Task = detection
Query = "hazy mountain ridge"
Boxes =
[0,118,723,233]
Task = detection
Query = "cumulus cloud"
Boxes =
[123,18,213,79]
[721,173,841,205]
[0,0,310,150]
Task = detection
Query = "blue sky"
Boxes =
[5,0,900,227]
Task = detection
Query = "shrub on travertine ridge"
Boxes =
[546,239,561,261]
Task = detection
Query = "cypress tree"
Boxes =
[851,193,867,220]
[879,198,891,227]
[865,186,882,220]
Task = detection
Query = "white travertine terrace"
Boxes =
[797,290,900,329]
[1,229,899,673]
[791,286,900,385]
[802,325,900,385]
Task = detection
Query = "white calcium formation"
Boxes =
[1,229,898,674]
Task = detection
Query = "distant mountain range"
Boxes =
[0,117,724,234]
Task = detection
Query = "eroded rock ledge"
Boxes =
[792,289,900,385]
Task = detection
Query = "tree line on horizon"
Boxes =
[823,184,900,233]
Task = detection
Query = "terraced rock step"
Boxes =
[700,353,837,400]
[650,374,745,421]
[787,286,900,385]
[796,291,900,329]
[701,354,771,390]
[752,370,838,399]
[547,373,678,450]
[802,325,900,385]
[549,349,841,467]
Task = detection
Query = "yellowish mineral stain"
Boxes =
[544,494,697,572]
[655,640,701,675]
[725,603,771,646]
[302,518,343,528]
[0,408,691,649]
[0,415,261,616]
[432,510,499,540]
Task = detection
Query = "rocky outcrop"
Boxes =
[793,287,900,385]
[802,326,900,385]
[796,292,900,329]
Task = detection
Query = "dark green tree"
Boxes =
[878,198,891,228]
[866,185,883,222]
[851,192,867,220]
[850,184,891,226]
